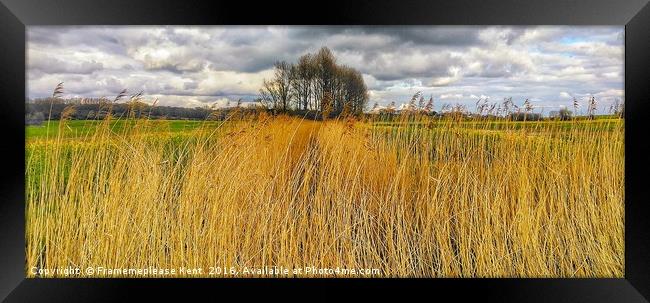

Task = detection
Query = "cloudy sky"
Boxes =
[27,26,624,113]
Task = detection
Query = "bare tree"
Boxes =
[313,47,337,112]
[291,54,315,110]
[260,61,293,111]
[260,46,368,116]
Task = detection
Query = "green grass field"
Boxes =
[26,120,226,140]
[26,117,622,140]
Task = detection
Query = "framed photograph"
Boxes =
[1,0,649,301]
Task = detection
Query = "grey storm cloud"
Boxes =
[29,53,104,74]
[27,26,624,112]
[288,26,483,47]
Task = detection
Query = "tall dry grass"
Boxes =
[25,111,624,277]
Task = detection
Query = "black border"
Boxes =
[1,0,649,301]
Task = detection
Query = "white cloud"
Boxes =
[440,93,464,100]
[27,26,624,113]
[430,66,462,86]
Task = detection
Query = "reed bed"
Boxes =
[25,113,624,277]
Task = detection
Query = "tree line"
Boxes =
[260,47,369,116]
[25,97,257,125]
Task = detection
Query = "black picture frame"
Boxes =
[1,0,649,301]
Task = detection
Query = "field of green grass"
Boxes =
[26,120,225,140]
[26,117,622,140]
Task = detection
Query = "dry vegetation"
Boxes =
[26,108,624,277]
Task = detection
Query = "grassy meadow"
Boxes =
[25,113,624,277]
